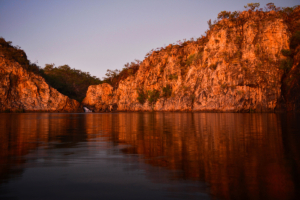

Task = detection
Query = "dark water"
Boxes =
[0,113,299,200]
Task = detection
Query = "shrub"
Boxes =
[137,89,147,104]
[190,94,196,103]
[221,83,227,89]
[9,74,18,86]
[162,85,172,98]
[147,89,160,106]
[281,49,292,56]
[102,60,141,88]
[237,90,243,95]
[186,54,196,66]
[290,31,300,49]
[235,50,242,58]
[234,36,242,44]
[168,74,178,80]
[279,58,293,73]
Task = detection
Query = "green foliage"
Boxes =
[280,58,293,73]
[281,49,292,56]
[266,3,277,11]
[190,94,196,103]
[186,54,196,66]
[147,89,160,106]
[168,74,178,80]
[162,85,172,98]
[42,64,102,102]
[235,50,242,59]
[0,37,103,102]
[290,31,300,50]
[217,11,231,20]
[207,19,213,30]
[244,3,260,11]
[234,35,243,44]
[184,52,203,67]
[221,83,227,89]
[237,90,243,95]
[281,6,298,15]
[137,89,147,104]
[0,37,42,75]
[103,60,141,87]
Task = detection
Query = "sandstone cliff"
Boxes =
[83,8,300,112]
[0,57,82,112]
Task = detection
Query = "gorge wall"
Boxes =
[0,57,82,112]
[83,9,300,112]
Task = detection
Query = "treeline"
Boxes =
[0,37,41,74]
[207,3,299,32]
[102,59,141,88]
[0,37,102,102]
[42,64,102,102]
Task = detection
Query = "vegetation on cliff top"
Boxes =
[0,37,102,102]
[0,37,41,75]
[102,60,141,88]
[1,2,300,107]
[42,64,102,102]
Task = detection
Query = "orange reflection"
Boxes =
[84,113,296,200]
[0,113,298,200]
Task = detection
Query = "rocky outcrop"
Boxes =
[0,58,82,112]
[83,10,299,112]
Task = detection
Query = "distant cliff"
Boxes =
[0,57,82,112]
[83,6,300,112]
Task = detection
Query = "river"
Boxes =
[0,113,299,200]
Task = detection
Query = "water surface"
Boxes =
[0,113,299,200]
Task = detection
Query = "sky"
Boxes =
[1,0,299,79]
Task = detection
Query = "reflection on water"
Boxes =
[0,113,299,200]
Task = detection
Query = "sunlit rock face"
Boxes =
[83,10,297,112]
[0,58,82,112]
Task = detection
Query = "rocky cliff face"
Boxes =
[0,58,82,112]
[83,9,299,112]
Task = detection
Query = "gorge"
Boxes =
[1,4,300,113]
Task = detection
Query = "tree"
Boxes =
[217,11,231,20]
[244,3,260,11]
[207,19,213,30]
[230,11,240,19]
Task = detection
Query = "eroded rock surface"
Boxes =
[0,58,82,112]
[83,10,298,112]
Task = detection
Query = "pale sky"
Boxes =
[1,0,298,79]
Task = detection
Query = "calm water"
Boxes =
[0,113,299,200]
